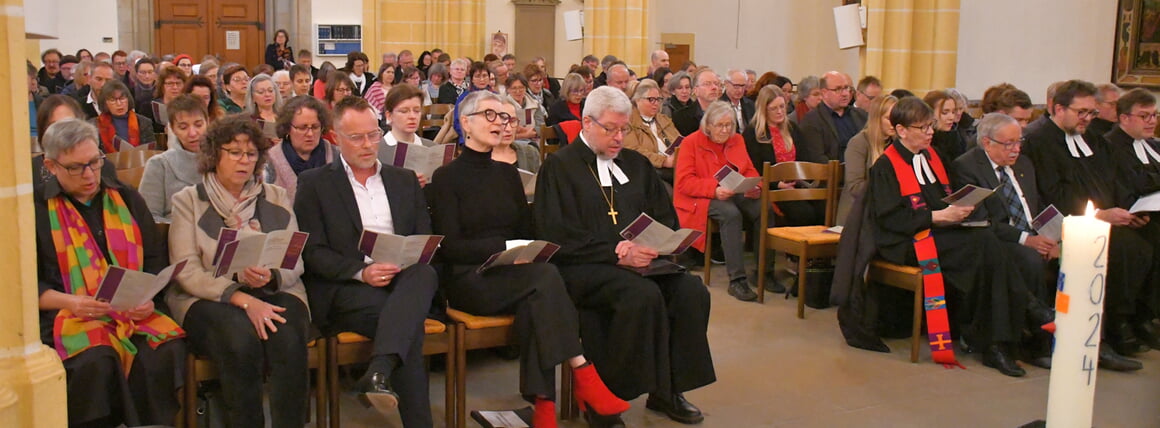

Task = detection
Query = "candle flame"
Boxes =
[1085,201,1096,217]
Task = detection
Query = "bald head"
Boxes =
[606,64,632,93]
[650,50,669,72]
[820,71,853,112]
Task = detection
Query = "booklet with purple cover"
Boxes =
[477,240,561,273]
[377,141,457,178]
[95,260,188,311]
[663,136,685,156]
[357,230,443,269]
[151,101,167,127]
[941,183,1002,207]
[212,229,309,277]
[619,213,703,255]
[1032,204,1063,242]
[714,165,761,193]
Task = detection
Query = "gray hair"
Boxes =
[272,69,290,82]
[700,100,735,133]
[667,71,692,93]
[946,88,968,107]
[244,73,284,115]
[583,86,633,118]
[73,60,92,78]
[975,112,1019,146]
[450,58,470,69]
[427,62,449,80]
[458,90,506,122]
[560,73,586,97]
[632,79,660,101]
[1095,83,1122,103]
[692,68,717,89]
[42,118,99,160]
[796,75,820,103]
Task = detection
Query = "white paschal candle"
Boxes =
[1045,202,1110,428]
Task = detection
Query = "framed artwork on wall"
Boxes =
[1113,0,1160,88]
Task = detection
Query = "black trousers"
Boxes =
[708,195,767,281]
[183,292,310,428]
[1107,224,1158,322]
[64,335,184,427]
[445,263,583,401]
[329,264,438,428]
[557,264,715,400]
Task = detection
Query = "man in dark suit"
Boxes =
[951,112,1059,370]
[720,69,756,133]
[797,71,867,163]
[671,68,722,136]
[294,96,437,426]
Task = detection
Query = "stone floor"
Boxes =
[328,262,1160,428]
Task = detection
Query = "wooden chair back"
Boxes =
[759,160,840,227]
[421,103,454,130]
[107,150,163,190]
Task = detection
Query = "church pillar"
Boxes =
[0,1,69,427]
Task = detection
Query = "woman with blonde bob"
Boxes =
[836,95,898,224]
[742,84,822,233]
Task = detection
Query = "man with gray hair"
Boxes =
[604,63,633,94]
[672,67,723,135]
[950,112,1060,374]
[1090,83,1123,137]
[720,69,755,132]
[535,86,716,425]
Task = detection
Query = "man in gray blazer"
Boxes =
[797,71,867,163]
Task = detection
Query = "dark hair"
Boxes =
[199,114,271,176]
[289,64,311,81]
[922,90,953,114]
[252,64,275,78]
[501,53,516,61]
[155,65,187,99]
[325,71,354,104]
[505,73,528,90]
[384,84,425,114]
[980,83,1017,114]
[377,62,397,84]
[571,65,593,79]
[166,94,207,124]
[417,51,433,67]
[344,51,369,72]
[482,53,499,63]
[317,61,337,83]
[994,88,1032,113]
[276,95,332,140]
[772,75,793,89]
[36,95,84,138]
[437,53,451,63]
[332,95,375,125]
[469,61,490,78]
[650,67,672,87]
[75,49,92,59]
[398,66,421,85]
[856,75,882,92]
[99,80,134,111]
[748,71,779,98]
[889,88,915,99]
[297,49,312,59]
[112,50,128,59]
[134,56,157,73]
[220,64,248,88]
[41,48,62,62]
[60,55,79,66]
[581,54,599,64]
[1051,80,1097,112]
[273,29,290,44]
[182,75,224,121]
[1117,88,1156,116]
[26,60,36,76]
[522,63,545,80]
[890,96,933,129]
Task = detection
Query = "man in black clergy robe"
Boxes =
[1024,79,1149,371]
[294,97,438,425]
[950,113,1059,369]
[534,86,715,425]
[1103,87,1160,351]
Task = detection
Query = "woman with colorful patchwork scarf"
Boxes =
[34,118,185,427]
[166,115,311,427]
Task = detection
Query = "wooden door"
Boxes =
[155,0,265,67]
[665,43,691,70]
[514,4,556,73]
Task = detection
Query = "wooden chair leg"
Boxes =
[315,341,328,428]
[560,364,577,420]
[327,337,341,428]
[184,354,197,428]
[756,246,768,303]
[702,228,713,286]
[910,284,923,363]
[796,252,808,319]
[456,323,467,428]
[445,329,456,428]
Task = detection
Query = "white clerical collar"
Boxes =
[912,152,936,185]
[382,131,415,147]
[1065,133,1093,158]
[580,131,629,186]
[1133,138,1160,164]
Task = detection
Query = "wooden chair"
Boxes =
[539,126,562,163]
[421,104,453,131]
[701,220,718,286]
[326,319,455,428]
[107,149,163,190]
[866,260,925,363]
[182,339,327,428]
[154,132,169,151]
[446,308,577,427]
[756,160,842,312]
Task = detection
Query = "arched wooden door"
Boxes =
[155,0,266,68]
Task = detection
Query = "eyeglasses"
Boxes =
[108,95,128,104]
[230,76,250,83]
[253,88,275,96]
[725,82,747,90]
[334,87,353,94]
[220,148,259,161]
[1130,111,1159,121]
[906,122,935,133]
[1066,106,1099,119]
[467,109,519,128]
[642,96,664,104]
[340,129,385,144]
[710,122,735,131]
[292,124,322,133]
[699,81,723,89]
[57,155,106,176]
[990,137,1025,150]
[826,85,852,92]
[164,80,184,87]
[767,104,788,112]
[588,116,632,136]
[858,90,877,100]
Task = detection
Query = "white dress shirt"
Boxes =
[987,156,1034,244]
[341,155,394,280]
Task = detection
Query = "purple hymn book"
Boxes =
[357,230,443,269]
[212,228,309,278]
[95,260,188,311]
[477,241,561,273]
[714,165,761,193]
[663,136,685,156]
[619,213,702,256]
[1032,204,1063,242]
[941,183,1002,207]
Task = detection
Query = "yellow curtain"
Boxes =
[862,0,960,95]
[364,0,486,63]
[423,0,486,59]
[584,0,650,73]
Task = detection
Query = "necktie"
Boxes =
[996,166,1031,232]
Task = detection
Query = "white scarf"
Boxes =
[1065,134,1093,158]
[913,153,936,185]
[204,173,263,230]
[581,132,629,186]
[1133,139,1160,164]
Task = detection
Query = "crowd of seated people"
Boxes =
[26,35,1160,428]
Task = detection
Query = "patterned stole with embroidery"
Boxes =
[882,144,964,369]
[48,188,184,376]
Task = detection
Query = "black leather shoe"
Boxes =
[958,335,975,354]
[1107,320,1150,356]
[1133,321,1160,350]
[749,270,786,294]
[1098,344,1143,372]
[982,344,1026,377]
[728,278,757,302]
[1024,356,1052,369]
[356,372,399,415]
[646,393,704,424]
[1026,301,1055,330]
[583,410,626,428]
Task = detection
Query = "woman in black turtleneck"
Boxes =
[425,91,629,427]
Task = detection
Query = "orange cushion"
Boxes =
[336,319,447,344]
[424,318,447,334]
[766,225,841,245]
[446,308,515,330]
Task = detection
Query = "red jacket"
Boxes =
[674,130,760,251]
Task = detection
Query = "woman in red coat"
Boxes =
[675,100,767,302]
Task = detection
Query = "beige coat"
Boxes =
[621,108,682,168]
[165,182,308,324]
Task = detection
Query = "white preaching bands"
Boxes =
[1133,139,1160,164]
[1065,134,1093,158]
[913,153,937,185]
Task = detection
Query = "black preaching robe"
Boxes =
[866,139,1027,345]
[534,135,715,399]
[1105,126,1160,205]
